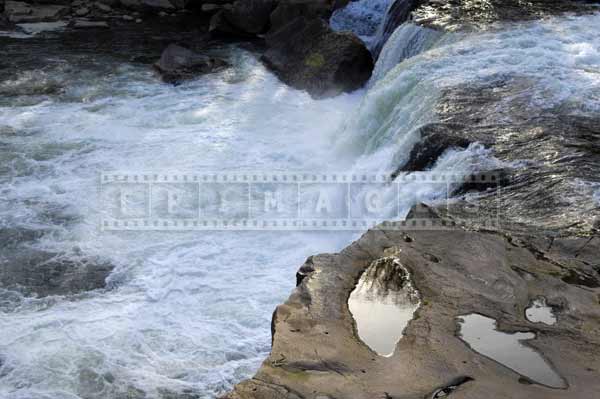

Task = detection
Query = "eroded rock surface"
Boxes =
[398,76,600,232]
[224,206,600,398]
[412,0,600,31]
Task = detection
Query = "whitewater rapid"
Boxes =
[1,11,600,399]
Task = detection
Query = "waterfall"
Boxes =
[371,0,420,55]
[369,23,443,85]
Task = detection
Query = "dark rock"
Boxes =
[269,0,335,33]
[70,19,110,28]
[262,17,373,98]
[120,0,176,11]
[154,43,228,84]
[223,0,276,34]
[208,10,239,36]
[399,123,477,172]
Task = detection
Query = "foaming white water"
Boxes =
[330,0,392,47]
[0,49,361,398]
[339,13,600,173]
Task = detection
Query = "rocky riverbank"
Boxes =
[224,205,600,399]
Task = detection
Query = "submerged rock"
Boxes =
[0,250,114,298]
[154,43,228,84]
[262,17,373,98]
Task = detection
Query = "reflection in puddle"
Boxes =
[458,314,566,388]
[348,257,420,357]
[526,298,557,325]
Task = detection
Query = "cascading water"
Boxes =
[0,11,600,399]
[368,23,443,85]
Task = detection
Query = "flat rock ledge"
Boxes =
[224,206,600,399]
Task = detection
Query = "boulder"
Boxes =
[223,0,276,34]
[154,43,228,84]
[4,1,69,23]
[269,0,335,33]
[262,17,373,98]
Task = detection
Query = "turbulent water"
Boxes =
[1,11,600,399]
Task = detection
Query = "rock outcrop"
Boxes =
[412,0,600,30]
[224,206,600,399]
[396,76,600,232]
[262,17,373,97]
[154,43,228,83]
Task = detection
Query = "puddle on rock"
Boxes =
[458,314,566,388]
[348,257,420,357]
[525,298,557,325]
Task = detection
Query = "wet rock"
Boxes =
[394,76,600,232]
[0,249,114,297]
[412,0,600,31]
[154,43,228,84]
[4,1,69,23]
[399,123,476,171]
[262,17,373,98]
[224,205,600,398]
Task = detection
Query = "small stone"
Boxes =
[201,3,222,12]
[72,19,109,28]
[158,11,167,16]
[94,2,111,12]
[135,18,142,23]
[122,14,134,20]
[74,7,89,16]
